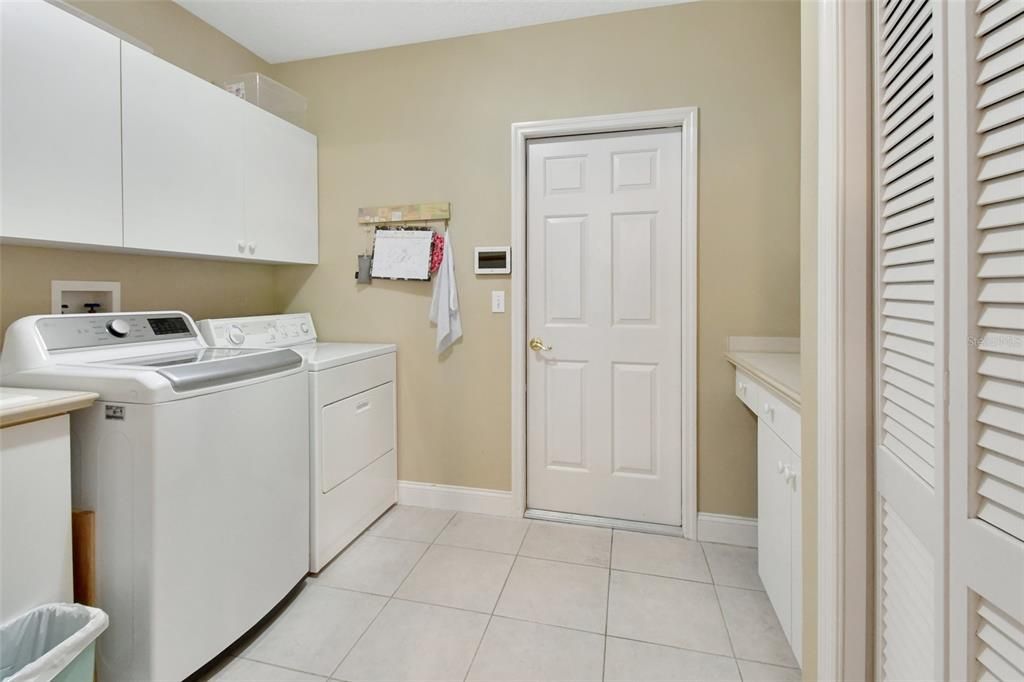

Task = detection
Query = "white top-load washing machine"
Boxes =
[197,313,397,572]
[0,312,310,681]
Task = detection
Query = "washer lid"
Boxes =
[95,347,303,391]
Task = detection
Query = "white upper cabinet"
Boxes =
[121,43,246,259]
[2,2,319,264]
[0,0,123,246]
[243,107,318,264]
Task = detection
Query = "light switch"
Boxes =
[491,291,506,313]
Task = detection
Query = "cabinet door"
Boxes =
[121,43,245,258]
[757,423,792,639]
[242,107,318,264]
[789,451,802,665]
[0,0,122,246]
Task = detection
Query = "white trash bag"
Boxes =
[1,604,108,682]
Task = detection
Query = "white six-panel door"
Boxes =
[525,129,684,527]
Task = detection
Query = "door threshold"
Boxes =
[524,508,685,537]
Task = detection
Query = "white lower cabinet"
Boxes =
[758,424,802,664]
[0,415,74,624]
[735,364,802,665]
[758,425,794,634]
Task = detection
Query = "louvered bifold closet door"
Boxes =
[873,0,948,679]
[947,1,1024,680]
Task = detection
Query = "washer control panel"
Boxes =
[36,313,196,350]
[197,313,317,348]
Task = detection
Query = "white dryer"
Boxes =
[0,312,310,681]
[198,313,397,572]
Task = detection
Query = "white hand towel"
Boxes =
[429,232,463,353]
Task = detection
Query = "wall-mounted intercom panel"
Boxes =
[475,246,511,275]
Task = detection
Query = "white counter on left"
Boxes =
[0,387,97,429]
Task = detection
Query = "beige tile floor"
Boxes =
[203,506,801,682]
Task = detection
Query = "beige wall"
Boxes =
[800,2,819,679]
[271,1,802,514]
[1,0,803,519]
[0,0,278,336]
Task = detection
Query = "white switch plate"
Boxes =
[491,291,506,313]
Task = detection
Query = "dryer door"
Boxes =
[321,382,395,492]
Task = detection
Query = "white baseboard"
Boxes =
[697,512,758,547]
[397,480,515,517]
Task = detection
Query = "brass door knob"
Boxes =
[529,337,553,352]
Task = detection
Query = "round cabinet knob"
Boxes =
[763,404,774,421]
[237,240,246,253]
[227,325,245,345]
[738,383,747,395]
[300,322,310,333]
[777,461,784,474]
[248,241,257,254]
[106,319,130,338]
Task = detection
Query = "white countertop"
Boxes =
[0,387,98,429]
[725,351,801,407]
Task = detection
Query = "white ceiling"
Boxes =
[174,0,691,64]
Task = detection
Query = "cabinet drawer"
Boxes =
[321,382,395,492]
[759,390,800,456]
[735,370,762,413]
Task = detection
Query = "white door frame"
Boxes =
[816,1,872,680]
[509,107,698,538]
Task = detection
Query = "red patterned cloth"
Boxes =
[429,232,445,274]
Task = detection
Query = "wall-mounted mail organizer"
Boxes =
[355,202,451,283]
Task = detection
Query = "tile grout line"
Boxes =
[460,514,527,682]
[326,509,459,680]
[601,530,616,682]
[711,581,739,662]
[230,653,336,679]
[324,592,388,680]
[702,536,741,664]
[604,633,744,662]
[462,614,493,682]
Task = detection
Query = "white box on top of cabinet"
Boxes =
[0,0,318,265]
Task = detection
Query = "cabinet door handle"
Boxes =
[777,460,785,474]
[237,240,246,253]
[763,403,774,421]
[355,400,371,414]
[248,241,257,254]
[738,382,747,395]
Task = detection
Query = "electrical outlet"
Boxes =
[491,291,506,313]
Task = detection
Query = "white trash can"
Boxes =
[1,604,108,682]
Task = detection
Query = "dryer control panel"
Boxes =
[197,313,317,349]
